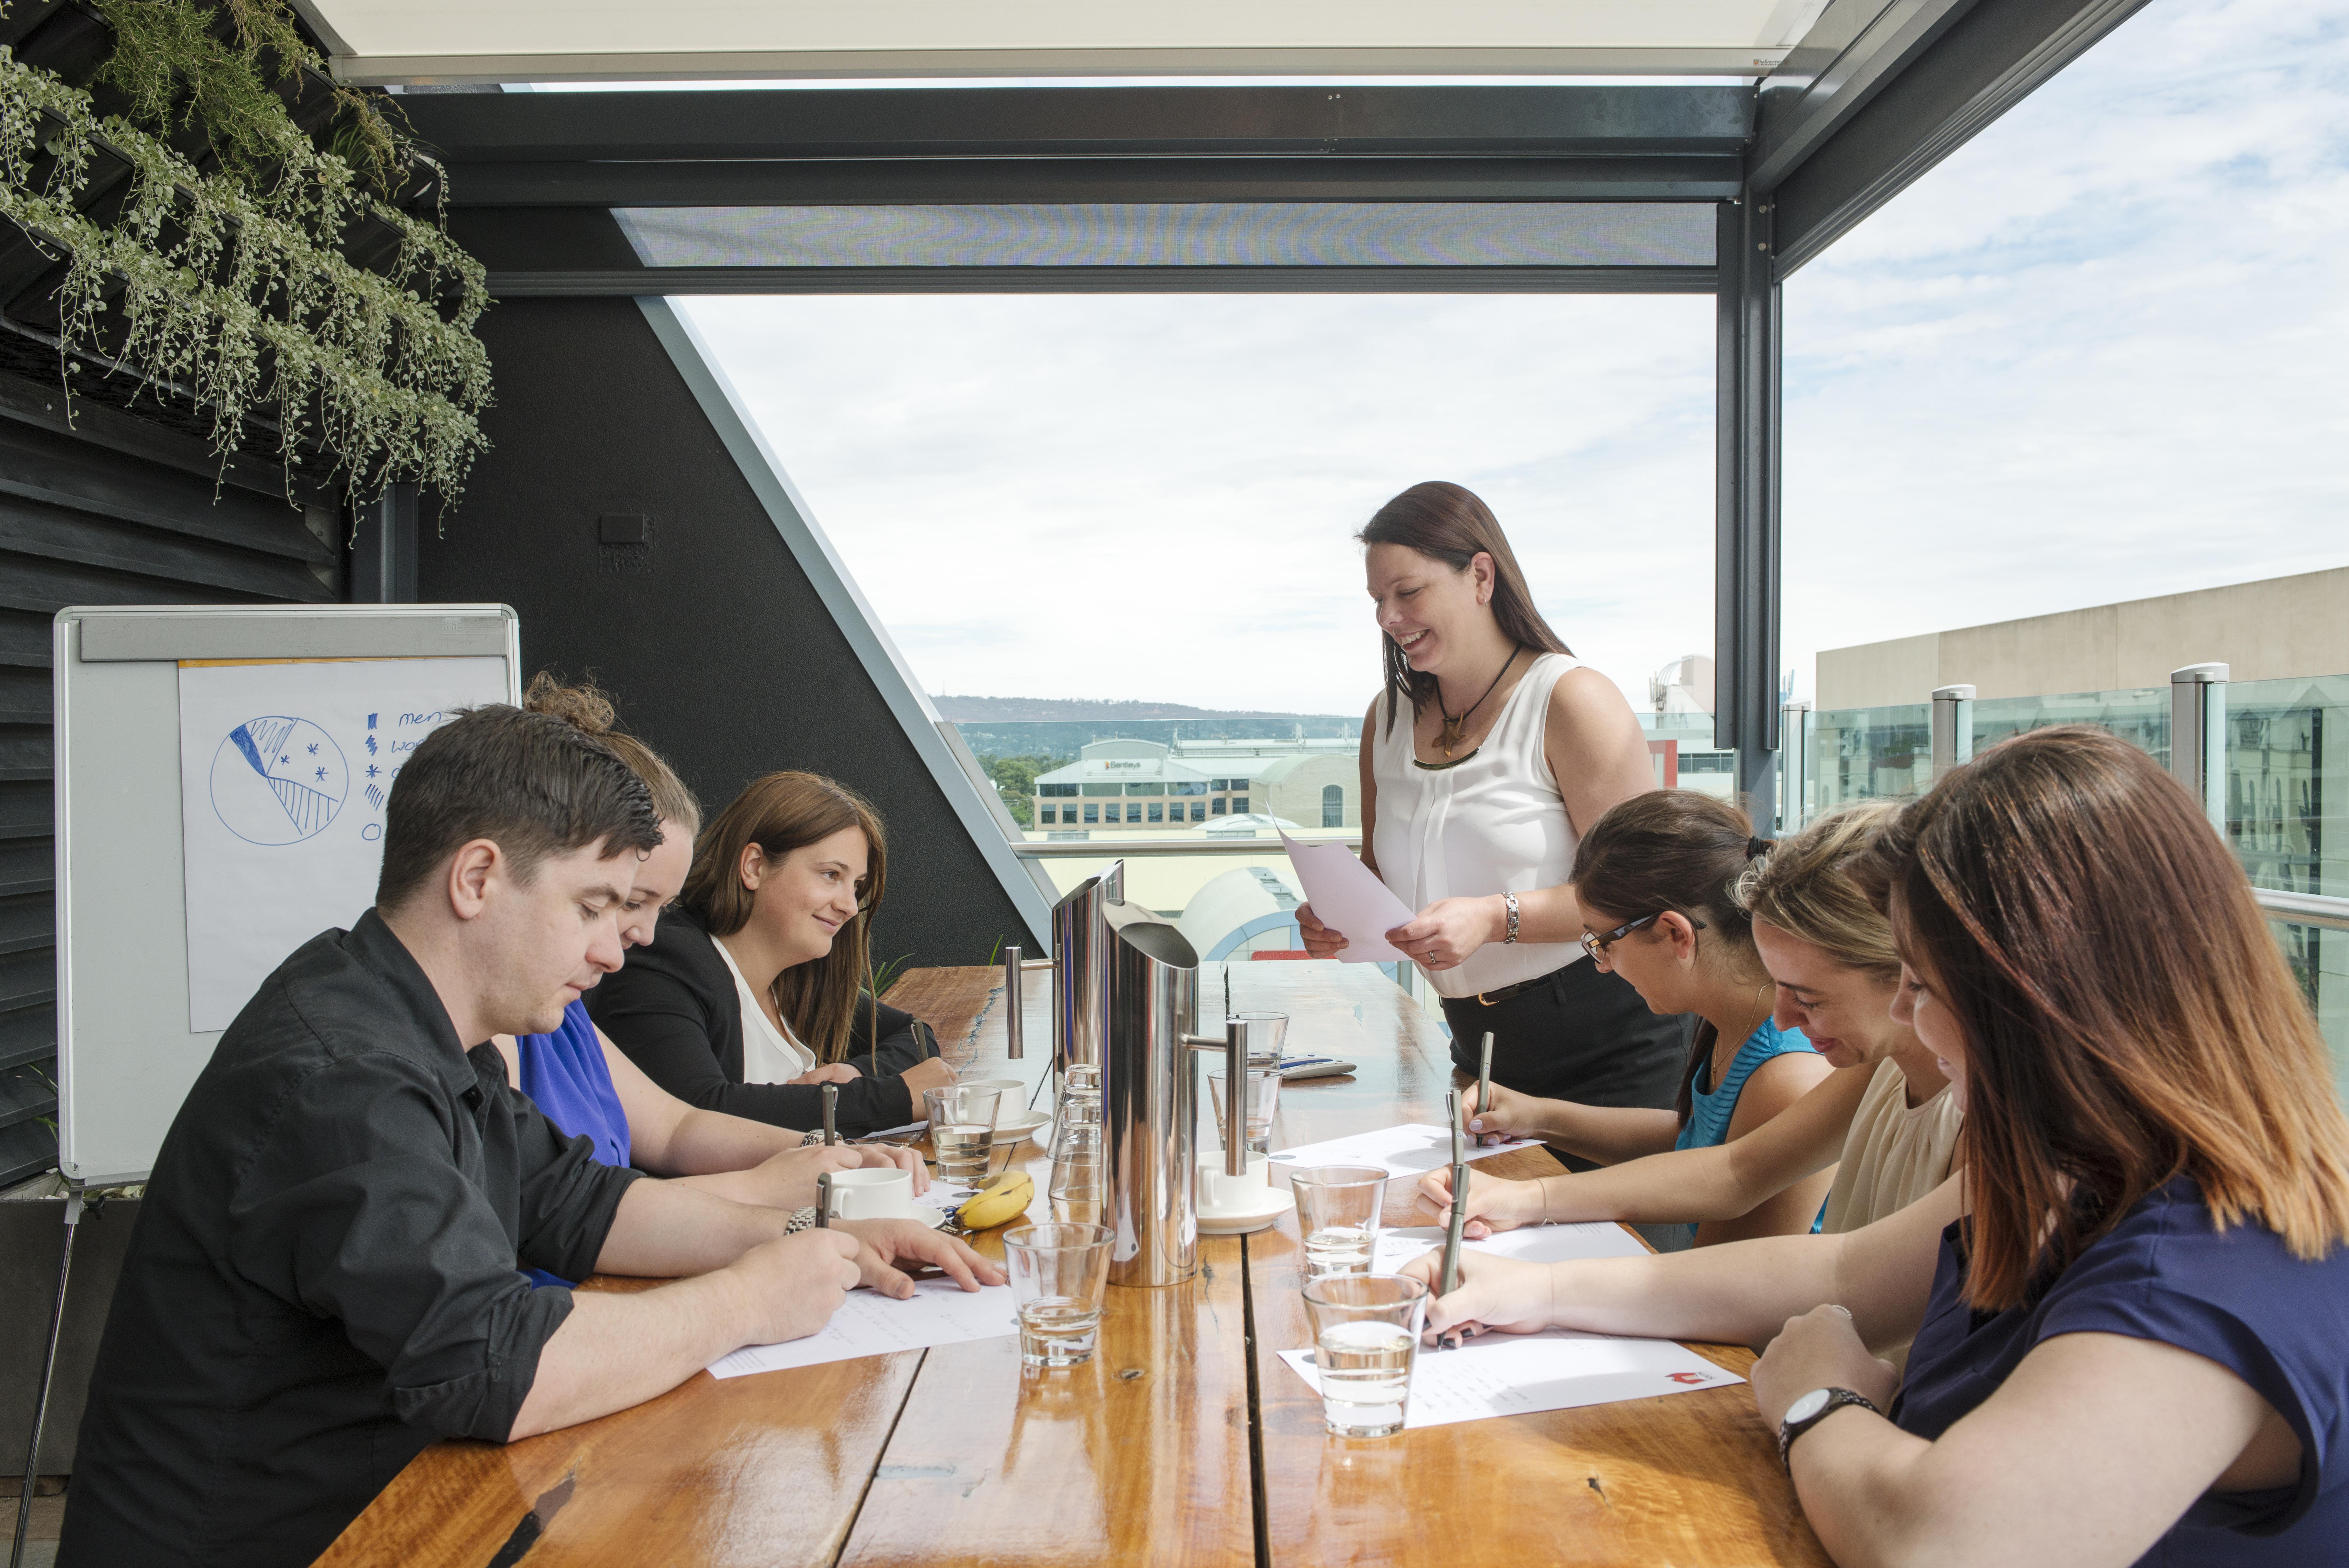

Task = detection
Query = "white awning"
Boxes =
[303,0,1832,85]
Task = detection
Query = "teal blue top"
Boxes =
[1668,1018,1820,1245]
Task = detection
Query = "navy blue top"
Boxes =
[515,1000,633,1288]
[1895,1177,2349,1564]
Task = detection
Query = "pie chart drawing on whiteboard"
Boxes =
[211,716,348,846]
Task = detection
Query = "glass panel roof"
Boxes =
[612,202,1720,269]
[311,0,1833,84]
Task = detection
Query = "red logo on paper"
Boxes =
[1666,1372,1710,1385]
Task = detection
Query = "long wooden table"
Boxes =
[321,962,1826,1567]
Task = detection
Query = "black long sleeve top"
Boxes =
[585,906,936,1136]
[58,911,641,1568]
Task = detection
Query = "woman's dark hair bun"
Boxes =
[1748,837,1774,859]
[522,670,615,736]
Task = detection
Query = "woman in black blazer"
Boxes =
[588,771,954,1137]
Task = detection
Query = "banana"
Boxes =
[954,1169,1035,1231]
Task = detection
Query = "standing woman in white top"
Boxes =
[1298,481,1689,1159]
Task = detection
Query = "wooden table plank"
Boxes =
[1225,961,1829,1568]
[839,962,1256,1568]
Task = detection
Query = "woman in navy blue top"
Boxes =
[1405,726,2349,1567]
[1430,789,1832,1246]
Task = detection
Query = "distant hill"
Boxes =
[932,695,1361,760]
[933,695,1352,725]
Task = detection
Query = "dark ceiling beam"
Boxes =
[1766,0,2154,275]
[484,265,1717,298]
[448,156,1745,209]
[398,84,1756,167]
[1746,0,1980,194]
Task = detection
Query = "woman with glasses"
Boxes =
[1438,788,1836,1245]
[1406,727,2349,1566]
[1298,481,1689,1163]
[1421,802,1961,1283]
[588,770,957,1138]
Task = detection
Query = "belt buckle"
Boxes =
[1475,989,1497,1006]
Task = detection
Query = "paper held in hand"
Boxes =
[1279,831,1414,963]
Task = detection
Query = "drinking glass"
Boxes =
[1290,1165,1388,1278]
[1207,1067,1284,1156]
[1225,1011,1289,1066]
[1002,1222,1114,1367]
[924,1084,1007,1182]
[1301,1273,1428,1437]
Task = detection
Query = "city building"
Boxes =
[1033,739,1232,830]
[1817,566,2349,709]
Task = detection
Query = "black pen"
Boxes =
[1438,1090,1471,1349]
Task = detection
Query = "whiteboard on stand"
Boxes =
[55,605,521,1187]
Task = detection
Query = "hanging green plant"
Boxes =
[0,2,492,508]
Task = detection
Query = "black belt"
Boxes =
[1454,962,1577,1008]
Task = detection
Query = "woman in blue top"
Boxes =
[490,678,927,1287]
[1453,789,1834,1247]
[1408,726,2349,1566]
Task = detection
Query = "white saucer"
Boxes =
[993,1109,1052,1145]
[1198,1186,1295,1236]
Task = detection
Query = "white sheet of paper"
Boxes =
[177,657,510,1032]
[1371,1222,1652,1274]
[1279,831,1414,963]
[708,1278,1018,1378]
[1278,1327,1741,1430]
[1267,1122,1540,1180]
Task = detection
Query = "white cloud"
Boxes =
[1782,0,2349,697]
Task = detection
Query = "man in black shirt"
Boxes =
[59,707,995,1568]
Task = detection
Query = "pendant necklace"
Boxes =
[1435,646,1522,758]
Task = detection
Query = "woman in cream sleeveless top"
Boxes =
[1299,482,1688,1157]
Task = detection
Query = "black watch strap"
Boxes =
[1777,1387,1881,1475]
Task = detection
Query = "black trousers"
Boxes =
[1440,958,1692,1177]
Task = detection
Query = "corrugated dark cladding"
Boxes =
[417,297,1026,970]
[0,370,337,1186]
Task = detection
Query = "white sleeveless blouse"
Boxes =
[1369,652,1586,999]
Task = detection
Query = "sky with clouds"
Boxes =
[679,0,2349,718]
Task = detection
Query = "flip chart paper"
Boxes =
[1279,831,1413,962]
[1267,1122,1540,1180]
[1278,1327,1741,1430]
[177,657,509,1032]
[1371,1222,1652,1273]
[709,1278,1018,1378]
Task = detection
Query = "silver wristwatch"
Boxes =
[1777,1386,1880,1474]
[1502,889,1520,944]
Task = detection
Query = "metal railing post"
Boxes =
[1929,685,1975,783]
[1778,700,1811,831]
[2170,663,2230,829]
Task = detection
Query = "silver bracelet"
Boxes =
[798,1130,825,1148]
[784,1206,820,1233]
[1502,890,1521,944]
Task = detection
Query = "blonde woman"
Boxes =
[1421,802,1960,1250]
[590,771,955,1136]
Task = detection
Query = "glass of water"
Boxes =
[1290,1165,1388,1278]
[1302,1273,1428,1437]
[924,1084,1006,1182]
[1207,1066,1284,1155]
[1002,1222,1114,1368]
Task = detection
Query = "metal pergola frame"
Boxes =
[398,0,2152,827]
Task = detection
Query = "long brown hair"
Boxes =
[1572,790,1769,1122]
[1356,481,1571,735]
[523,672,702,837]
[681,771,888,1065]
[1864,725,2349,1310]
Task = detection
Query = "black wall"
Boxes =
[418,296,1028,971]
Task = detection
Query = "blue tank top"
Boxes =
[1668,1018,1818,1245]
[1897,1178,2349,1563]
[516,1000,631,1287]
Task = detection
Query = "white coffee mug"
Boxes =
[959,1078,1025,1128]
[1199,1150,1270,1212]
[823,1167,916,1221]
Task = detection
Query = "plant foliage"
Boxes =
[0,0,491,505]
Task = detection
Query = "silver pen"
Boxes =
[1437,1090,1471,1348]
[822,1082,839,1146]
[1477,1031,1495,1119]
